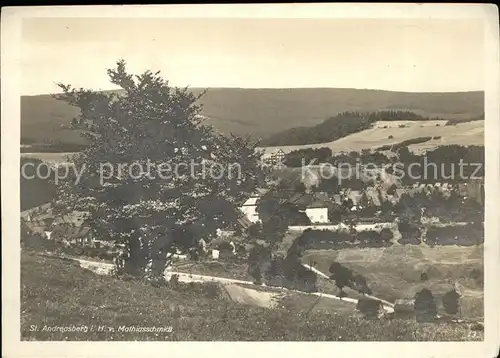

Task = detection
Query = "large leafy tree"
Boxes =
[52,60,263,278]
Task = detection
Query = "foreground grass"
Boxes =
[21,251,482,341]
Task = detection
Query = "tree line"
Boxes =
[260,110,481,146]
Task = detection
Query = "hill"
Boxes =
[21,88,484,146]
[21,251,482,341]
[259,120,484,155]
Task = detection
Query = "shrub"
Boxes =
[168,273,179,287]
[420,272,428,281]
[246,222,262,238]
[351,274,372,295]
[329,261,367,294]
[442,289,460,315]
[414,288,437,322]
[236,245,247,257]
[397,220,422,245]
[247,245,271,284]
[356,298,383,319]
[388,135,394,139]
[470,268,483,288]
[426,224,484,246]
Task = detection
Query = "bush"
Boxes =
[470,268,483,288]
[420,272,428,281]
[246,222,262,238]
[414,288,437,322]
[442,289,460,315]
[351,274,372,295]
[397,220,422,245]
[388,135,394,139]
[298,229,393,250]
[329,261,362,294]
[236,245,247,257]
[425,224,484,246]
[247,245,271,284]
[169,274,179,288]
[356,298,383,319]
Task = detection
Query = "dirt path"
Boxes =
[64,254,394,313]
[302,263,395,309]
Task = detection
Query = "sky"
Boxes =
[21,17,485,95]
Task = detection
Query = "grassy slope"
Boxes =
[302,244,484,320]
[259,120,484,154]
[21,251,481,341]
[21,88,484,145]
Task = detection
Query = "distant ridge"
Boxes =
[21,88,484,147]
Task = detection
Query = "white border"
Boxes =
[2,4,499,358]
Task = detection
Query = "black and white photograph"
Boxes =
[2,4,499,358]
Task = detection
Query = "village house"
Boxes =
[240,196,261,223]
[20,203,93,245]
[258,148,286,167]
[239,188,268,224]
[293,192,330,224]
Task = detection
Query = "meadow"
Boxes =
[259,120,484,155]
[302,244,484,320]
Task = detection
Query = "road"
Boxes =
[302,263,395,308]
[71,255,394,313]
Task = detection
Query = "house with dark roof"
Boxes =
[51,224,93,245]
[287,192,330,224]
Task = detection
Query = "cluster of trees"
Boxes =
[247,240,317,292]
[394,190,483,224]
[367,110,446,122]
[261,111,375,146]
[249,185,311,244]
[283,147,332,167]
[445,112,484,126]
[295,228,393,250]
[425,223,484,246]
[393,145,484,184]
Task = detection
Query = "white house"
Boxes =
[305,206,329,224]
[288,192,330,224]
[240,196,260,223]
[239,189,268,223]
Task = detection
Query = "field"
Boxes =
[302,244,484,320]
[20,152,79,164]
[21,251,483,341]
[259,120,484,154]
[21,89,483,146]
